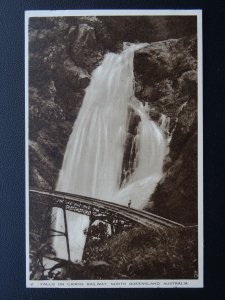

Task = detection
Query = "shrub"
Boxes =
[99,225,198,279]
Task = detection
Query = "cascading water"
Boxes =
[114,99,168,209]
[53,43,168,261]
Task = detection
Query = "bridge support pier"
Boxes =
[62,206,71,261]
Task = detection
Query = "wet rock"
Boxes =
[148,132,198,225]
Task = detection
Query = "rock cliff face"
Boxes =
[133,37,197,224]
[29,17,108,189]
[29,16,197,224]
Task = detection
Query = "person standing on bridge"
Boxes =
[128,199,131,210]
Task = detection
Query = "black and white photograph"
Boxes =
[26,10,203,288]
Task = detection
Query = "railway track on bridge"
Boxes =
[29,189,185,229]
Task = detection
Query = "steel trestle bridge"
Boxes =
[29,189,185,262]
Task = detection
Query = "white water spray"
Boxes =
[53,44,168,261]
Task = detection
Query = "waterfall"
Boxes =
[53,43,168,261]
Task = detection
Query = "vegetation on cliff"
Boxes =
[30,223,197,280]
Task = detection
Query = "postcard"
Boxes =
[25,9,203,288]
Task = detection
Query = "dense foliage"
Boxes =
[30,221,198,280]
[96,225,198,279]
